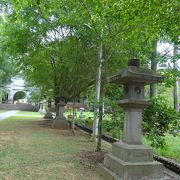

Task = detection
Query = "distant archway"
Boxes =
[13,91,27,104]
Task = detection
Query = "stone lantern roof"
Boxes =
[108,59,164,85]
[108,59,164,109]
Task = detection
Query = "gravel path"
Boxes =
[0,110,19,121]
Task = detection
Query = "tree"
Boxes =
[0,17,17,101]
[2,2,97,116]
[2,0,179,151]
[156,37,180,110]
[149,40,158,97]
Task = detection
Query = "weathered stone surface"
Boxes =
[112,142,153,162]
[104,154,164,179]
[52,101,69,129]
[44,99,53,119]
[108,63,164,85]
[44,105,53,119]
[128,59,140,67]
[123,82,145,99]
[123,108,142,144]
[98,164,122,180]
[52,117,69,129]
[44,112,53,119]
[99,59,165,180]
[118,99,150,109]
[98,163,174,180]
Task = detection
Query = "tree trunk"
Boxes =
[173,44,179,112]
[54,96,60,117]
[150,40,158,98]
[96,74,105,152]
[97,83,105,151]
[54,76,60,117]
[96,101,103,151]
[173,80,179,112]
[72,99,75,133]
[93,44,103,139]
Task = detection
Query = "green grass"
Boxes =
[15,111,43,117]
[154,134,180,162]
[0,110,8,113]
[0,113,104,180]
[67,110,180,162]
[143,134,180,162]
[65,111,94,119]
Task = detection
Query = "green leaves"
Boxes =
[143,96,180,148]
[1,0,179,106]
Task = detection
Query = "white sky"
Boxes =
[157,42,180,69]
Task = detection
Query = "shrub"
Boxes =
[102,101,124,139]
[142,96,180,149]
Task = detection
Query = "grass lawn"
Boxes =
[147,135,180,163]
[0,110,8,113]
[65,111,94,119]
[0,112,109,180]
[142,135,180,163]
[72,111,180,163]
[15,111,43,117]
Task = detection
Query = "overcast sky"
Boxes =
[157,42,180,69]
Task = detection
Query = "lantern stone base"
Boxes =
[98,142,164,180]
[44,112,53,119]
[52,117,69,129]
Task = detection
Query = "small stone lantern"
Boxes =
[38,102,43,113]
[44,99,53,119]
[38,100,46,114]
[52,96,69,129]
[99,59,165,180]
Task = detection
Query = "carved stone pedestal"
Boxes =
[44,112,53,119]
[44,100,53,119]
[99,142,164,180]
[52,101,69,129]
[52,117,69,129]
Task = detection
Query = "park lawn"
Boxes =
[74,113,180,163]
[15,111,43,117]
[0,113,109,180]
[65,111,94,119]
[142,134,180,163]
[73,111,180,163]
[0,110,8,113]
[153,134,180,162]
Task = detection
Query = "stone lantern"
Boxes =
[38,100,46,114]
[99,59,165,180]
[44,99,53,119]
[52,96,69,129]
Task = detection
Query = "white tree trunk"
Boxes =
[150,40,157,98]
[93,44,103,139]
[173,80,179,112]
[173,44,179,112]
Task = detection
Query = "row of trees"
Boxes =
[0,14,17,100]
[0,1,179,149]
